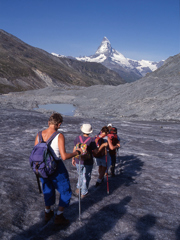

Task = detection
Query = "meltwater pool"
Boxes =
[36,103,76,116]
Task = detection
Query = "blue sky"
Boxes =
[0,0,179,61]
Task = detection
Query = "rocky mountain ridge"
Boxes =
[0,30,124,94]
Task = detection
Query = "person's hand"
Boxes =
[76,148,83,155]
[102,142,108,147]
[72,158,76,166]
[116,143,120,148]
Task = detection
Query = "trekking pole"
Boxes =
[35,174,42,194]
[78,155,81,221]
[105,147,109,194]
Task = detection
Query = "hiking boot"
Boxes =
[45,210,54,222]
[95,181,100,187]
[54,213,70,225]
[75,188,80,196]
[81,193,88,199]
[95,177,104,187]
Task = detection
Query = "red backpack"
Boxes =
[108,131,119,155]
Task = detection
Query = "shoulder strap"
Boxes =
[46,131,59,145]
[38,131,43,143]
[79,135,91,144]
[84,137,91,144]
[79,135,83,143]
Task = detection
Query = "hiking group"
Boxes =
[30,113,120,225]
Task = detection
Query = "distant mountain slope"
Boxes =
[67,53,180,121]
[146,53,180,78]
[74,37,164,82]
[0,30,124,94]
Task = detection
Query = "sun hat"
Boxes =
[80,123,93,134]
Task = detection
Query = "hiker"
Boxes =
[34,113,82,225]
[94,126,120,186]
[72,124,104,198]
[108,127,120,177]
[107,123,113,132]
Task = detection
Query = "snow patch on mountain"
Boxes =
[52,53,66,58]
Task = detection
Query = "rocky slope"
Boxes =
[0,53,179,122]
[0,30,124,94]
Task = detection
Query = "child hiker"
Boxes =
[72,124,104,198]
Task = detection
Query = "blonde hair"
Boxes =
[48,113,63,126]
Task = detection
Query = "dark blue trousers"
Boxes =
[40,160,72,207]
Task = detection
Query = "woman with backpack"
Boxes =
[33,113,82,225]
[94,126,120,187]
[72,124,104,198]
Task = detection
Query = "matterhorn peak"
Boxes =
[74,37,164,82]
[95,36,112,56]
[102,36,110,43]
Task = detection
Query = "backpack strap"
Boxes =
[79,135,91,144]
[46,131,59,145]
[84,137,91,144]
[79,135,83,143]
[38,131,43,143]
[38,131,59,144]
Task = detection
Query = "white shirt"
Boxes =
[50,133,60,159]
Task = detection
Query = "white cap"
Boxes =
[107,123,112,127]
[80,123,93,134]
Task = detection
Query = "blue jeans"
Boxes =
[76,164,93,195]
[40,160,72,207]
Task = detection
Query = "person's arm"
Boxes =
[34,134,39,146]
[99,142,108,151]
[72,146,77,166]
[58,133,82,160]
[92,141,108,157]
[108,137,120,150]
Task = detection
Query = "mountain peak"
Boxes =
[95,36,112,55]
[75,37,165,82]
[102,36,110,42]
